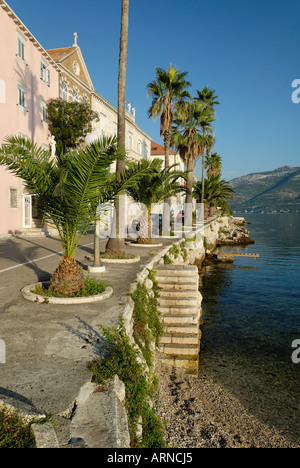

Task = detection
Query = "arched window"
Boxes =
[60,81,68,101]
[72,89,79,102]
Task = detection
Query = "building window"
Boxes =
[42,102,48,123]
[137,141,142,155]
[16,32,26,62]
[100,114,106,136]
[128,133,133,150]
[9,188,18,209]
[40,60,50,86]
[72,89,79,102]
[60,81,68,101]
[82,96,87,104]
[73,61,80,76]
[17,84,26,110]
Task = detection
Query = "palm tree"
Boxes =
[195,86,219,204]
[206,151,222,177]
[172,98,214,225]
[127,159,186,243]
[0,135,147,296]
[106,0,129,255]
[193,175,235,218]
[146,65,191,233]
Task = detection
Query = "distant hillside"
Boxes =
[230,166,300,213]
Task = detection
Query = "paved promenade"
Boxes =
[0,233,173,422]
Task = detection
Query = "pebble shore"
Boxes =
[154,353,299,448]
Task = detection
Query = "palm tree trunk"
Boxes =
[162,131,171,236]
[201,147,205,205]
[106,0,129,254]
[50,256,84,296]
[185,156,194,226]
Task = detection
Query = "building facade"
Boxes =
[0,0,59,236]
[0,2,152,237]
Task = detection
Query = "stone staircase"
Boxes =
[155,264,202,371]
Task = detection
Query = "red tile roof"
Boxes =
[151,141,176,155]
[46,47,76,62]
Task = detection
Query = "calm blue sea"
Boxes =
[198,214,300,443]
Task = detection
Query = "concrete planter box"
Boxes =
[21,282,113,304]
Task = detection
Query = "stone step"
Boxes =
[161,311,200,326]
[159,289,199,298]
[157,276,199,285]
[158,297,199,307]
[158,282,198,291]
[158,343,200,357]
[155,265,198,278]
[164,323,200,335]
[158,305,200,316]
[159,333,200,345]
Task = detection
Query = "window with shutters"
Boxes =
[9,188,18,209]
[16,32,26,63]
[17,84,26,110]
[40,60,50,86]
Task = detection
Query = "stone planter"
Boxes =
[21,282,113,304]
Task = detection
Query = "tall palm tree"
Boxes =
[206,151,222,177]
[127,159,186,243]
[146,65,191,233]
[106,0,129,255]
[0,135,147,296]
[195,86,219,204]
[172,99,214,225]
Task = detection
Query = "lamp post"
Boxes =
[85,133,106,273]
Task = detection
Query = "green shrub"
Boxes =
[89,271,166,448]
[89,322,166,448]
[31,276,106,298]
[0,407,36,448]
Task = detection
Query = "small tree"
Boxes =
[47,99,99,153]
[127,159,186,243]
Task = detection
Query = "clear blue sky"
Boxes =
[7,0,300,180]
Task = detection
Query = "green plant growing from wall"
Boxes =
[89,271,166,448]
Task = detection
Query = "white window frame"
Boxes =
[40,60,50,86]
[9,187,18,210]
[41,102,48,124]
[100,114,106,136]
[16,31,26,63]
[128,133,133,150]
[60,81,68,101]
[72,89,79,102]
[17,83,27,111]
[137,140,142,155]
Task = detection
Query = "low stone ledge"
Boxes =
[31,422,59,448]
[70,376,130,448]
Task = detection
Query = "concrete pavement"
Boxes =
[0,233,175,445]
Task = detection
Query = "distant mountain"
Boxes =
[229,166,300,213]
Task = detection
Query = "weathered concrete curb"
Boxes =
[31,422,60,449]
[21,283,113,304]
[70,376,130,448]
[100,255,140,263]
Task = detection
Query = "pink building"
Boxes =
[0,0,59,236]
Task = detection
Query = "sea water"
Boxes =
[198,213,300,443]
